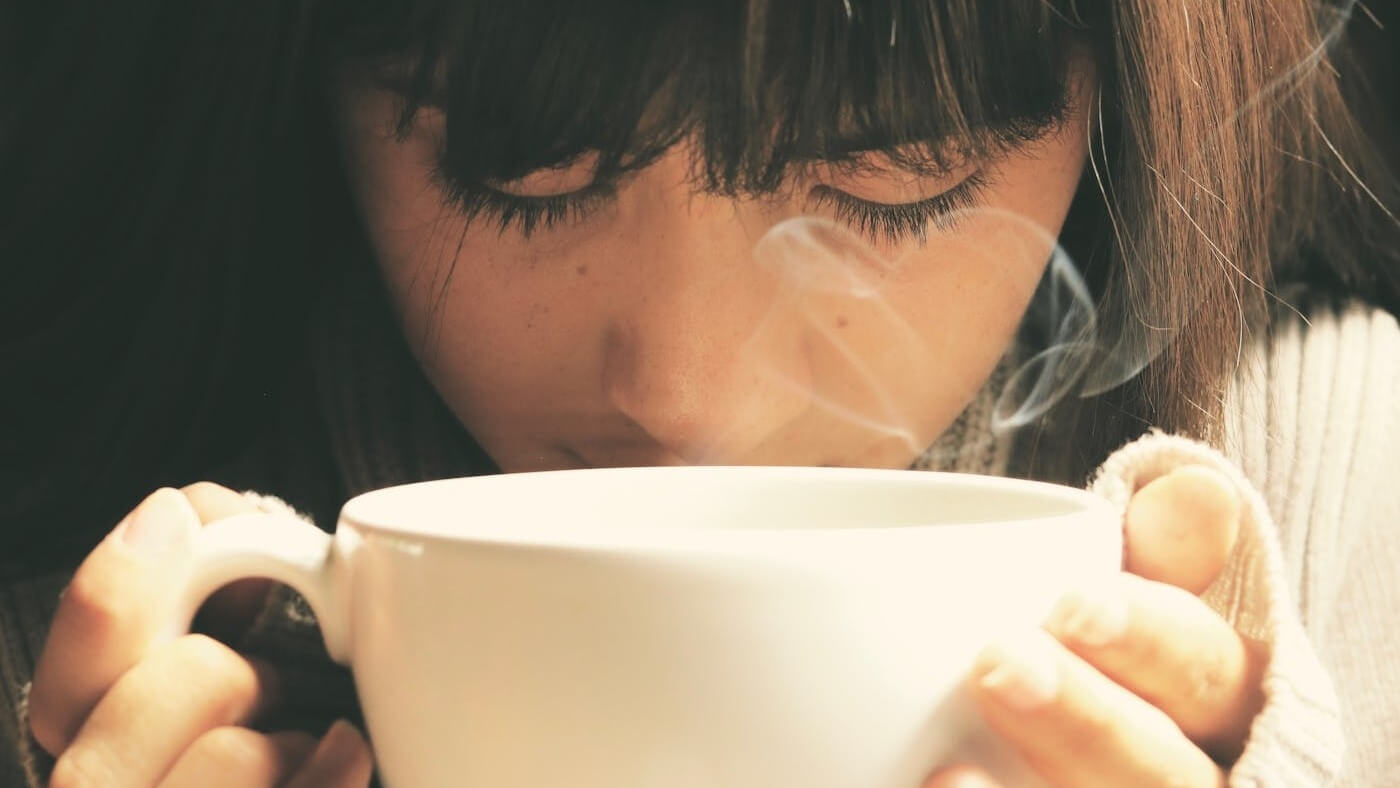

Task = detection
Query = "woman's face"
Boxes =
[338,73,1092,473]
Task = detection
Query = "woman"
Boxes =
[3,0,1398,785]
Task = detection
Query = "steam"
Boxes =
[698,0,1366,465]
[740,207,1166,462]
[990,246,1099,431]
[749,217,928,458]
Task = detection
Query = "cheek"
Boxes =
[791,139,1086,445]
[339,98,552,374]
[802,221,1050,433]
[891,130,1089,350]
[345,147,617,442]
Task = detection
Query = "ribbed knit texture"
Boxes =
[1221,303,1400,785]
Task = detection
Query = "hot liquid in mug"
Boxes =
[175,466,1121,787]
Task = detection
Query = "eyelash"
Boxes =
[434,163,988,244]
[432,163,619,238]
[807,172,989,246]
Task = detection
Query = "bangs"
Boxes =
[332,0,1080,191]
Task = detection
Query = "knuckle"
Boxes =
[1128,622,1166,665]
[49,748,112,788]
[165,634,263,716]
[1179,647,1240,730]
[1068,699,1121,749]
[1070,697,1170,758]
[1187,653,1230,701]
[170,634,247,681]
[59,570,129,638]
[188,726,265,766]
[172,631,234,662]
[25,695,71,759]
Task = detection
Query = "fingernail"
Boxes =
[977,636,1060,711]
[119,488,190,554]
[1047,587,1129,648]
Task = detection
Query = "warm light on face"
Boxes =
[336,69,1094,472]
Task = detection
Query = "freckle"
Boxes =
[836,315,849,329]
[576,265,588,277]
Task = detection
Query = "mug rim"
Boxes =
[337,466,1118,552]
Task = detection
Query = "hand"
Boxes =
[28,484,375,787]
[925,466,1268,787]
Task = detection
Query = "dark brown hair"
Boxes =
[1033,0,1400,477]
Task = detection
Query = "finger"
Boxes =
[159,728,318,788]
[283,720,375,788]
[181,482,273,637]
[1043,572,1267,761]
[29,488,202,755]
[922,763,1004,787]
[51,634,277,788]
[971,630,1225,788]
[1124,466,1241,594]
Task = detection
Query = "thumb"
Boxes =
[30,487,204,753]
[1123,465,1241,595]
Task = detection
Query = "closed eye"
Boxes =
[808,171,990,246]
[431,157,990,243]
[430,160,619,238]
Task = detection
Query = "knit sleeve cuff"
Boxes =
[13,683,51,788]
[1090,430,1344,785]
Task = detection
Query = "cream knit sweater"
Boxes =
[1,301,1396,786]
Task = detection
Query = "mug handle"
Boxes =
[170,511,352,664]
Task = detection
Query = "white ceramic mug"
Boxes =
[176,466,1121,787]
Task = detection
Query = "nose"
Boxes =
[601,188,811,463]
